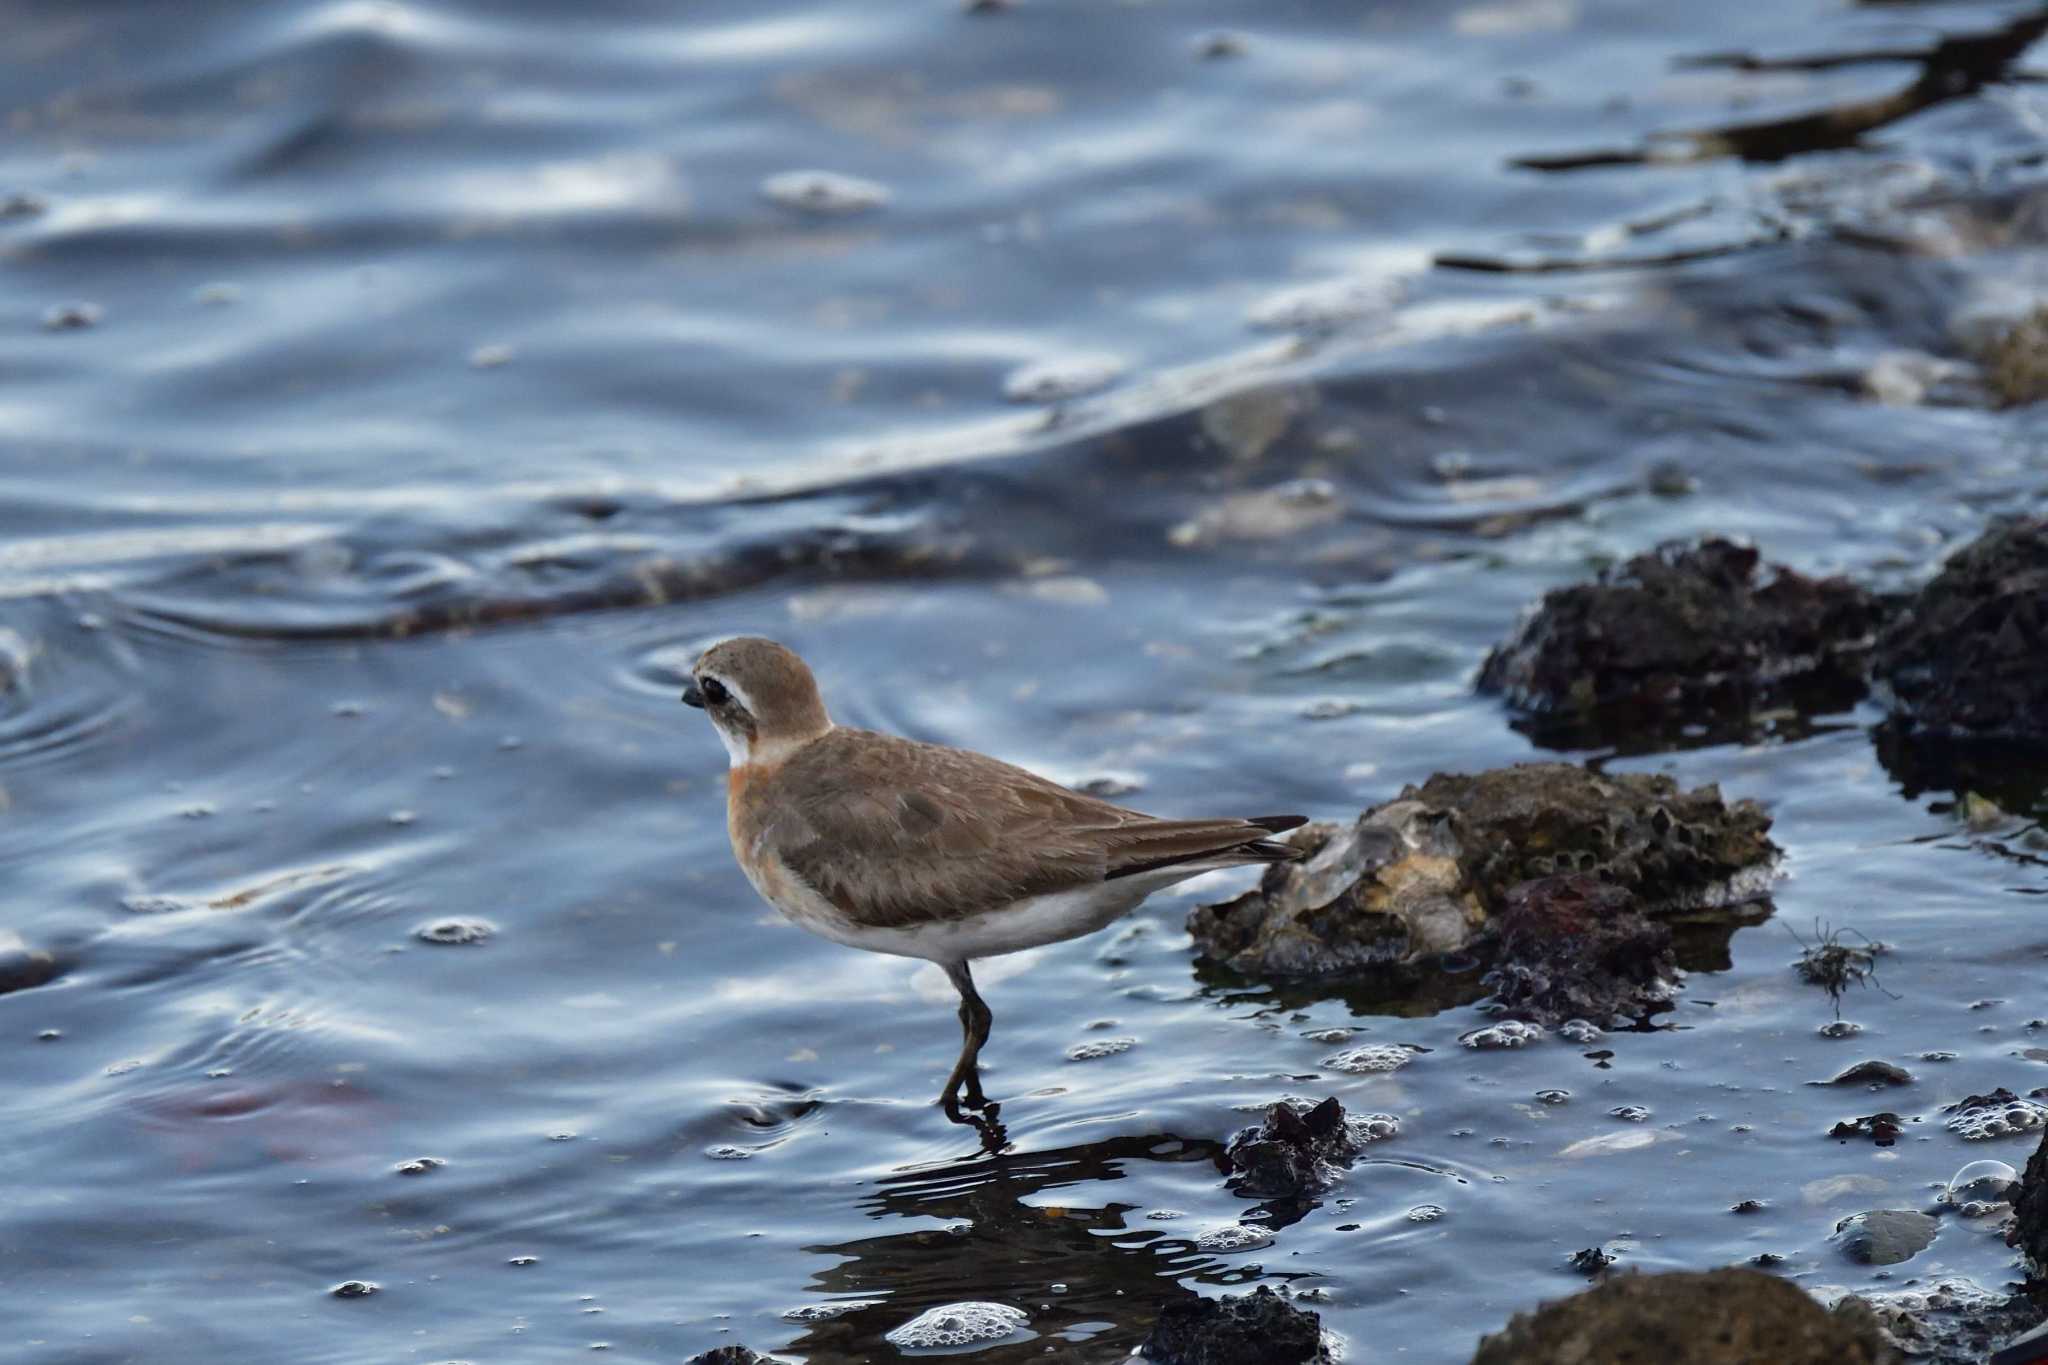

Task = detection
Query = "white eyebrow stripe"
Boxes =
[708,673,758,718]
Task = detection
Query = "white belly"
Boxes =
[740,852,1190,964]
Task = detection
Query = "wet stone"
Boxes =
[1830,1113,1905,1147]
[1477,538,1888,745]
[1874,517,2048,742]
[330,1280,379,1299]
[1188,763,1777,979]
[1140,1284,1333,1365]
[1224,1097,1367,1200]
[1471,1268,1896,1364]
[1823,1061,1915,1088]
[393,1156,445,1176]
[1834,1209,1938,1266]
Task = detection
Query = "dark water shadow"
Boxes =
[783,1132,1284,1361]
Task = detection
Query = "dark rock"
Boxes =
[1469,1268,1899,1364]
[1875,518,2048,742]
[0,933,61,997]
[1830,1113,1905,1146]
[2014,1127,2048,1277]
[1483,875,1676,1028]
[1190,764,1777,979]
[1834,1209,1938,1266]
[1225,1098,1364,1200]
[686,1349,790,1365]
[1141,1284,1332,1365]
[1478,538,1888,745]
[1821,1061,1914,1088]
[1570,1246,1617,1275]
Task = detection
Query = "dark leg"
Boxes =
[939,959,995,1118]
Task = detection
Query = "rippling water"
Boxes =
[5,0,2048,1361]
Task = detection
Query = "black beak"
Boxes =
[681,681,704,709]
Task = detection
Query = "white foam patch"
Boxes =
[1195,1222,1276,1252]
[1323,1043,1415,1074]
[884,1302,1029,1351]
[1944,1096,2048,1141]
[1460,1020,1543,1049]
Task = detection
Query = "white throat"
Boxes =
[715,718,830,770]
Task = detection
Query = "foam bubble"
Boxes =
[883,1302,1028,1350]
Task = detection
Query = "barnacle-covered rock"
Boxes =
[1191,765,1777,985]
[1141,1285,1332,1365]
[1479,539,1887,746]
[1874,517,2048,743]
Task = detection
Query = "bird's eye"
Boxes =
[699,677,730,706]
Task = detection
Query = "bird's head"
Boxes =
[682,636,832,767]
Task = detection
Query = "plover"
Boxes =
[682,636,1306,1118]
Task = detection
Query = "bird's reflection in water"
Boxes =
[785,1131,1314,1361]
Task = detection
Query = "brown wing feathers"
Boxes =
[750,728,1306,925]
[1102,816,1305,881]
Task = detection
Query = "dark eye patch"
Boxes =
[700,677,730,706]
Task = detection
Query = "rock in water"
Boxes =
[1874,517,2048,742]
[1224,1097,1363,1200]
[1483,875,1676,1028]
[2014,1127,2048,1278]
[686,1349,790,1365]
[1141,1285,1332,1365]
[1469,1268,1899,1365]
[1190,764,1777,979]
[1478,538,1887,744]
[1833,1210,1938,1266]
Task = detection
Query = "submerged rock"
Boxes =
[1190,763,1777,981]
[1483,874,1677,1028]
[1822,1061,1915,1088]
[1469,1268,1899,1365]
[1478,539,1887,744]
[1224,1097,1365,1200]
[2018,1128,2048,1276]
[1141,1285,1332,1365]
[1874,517,2048,743]
[1834,1209,1939,1266]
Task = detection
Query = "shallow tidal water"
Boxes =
[4,0,2048,1361]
